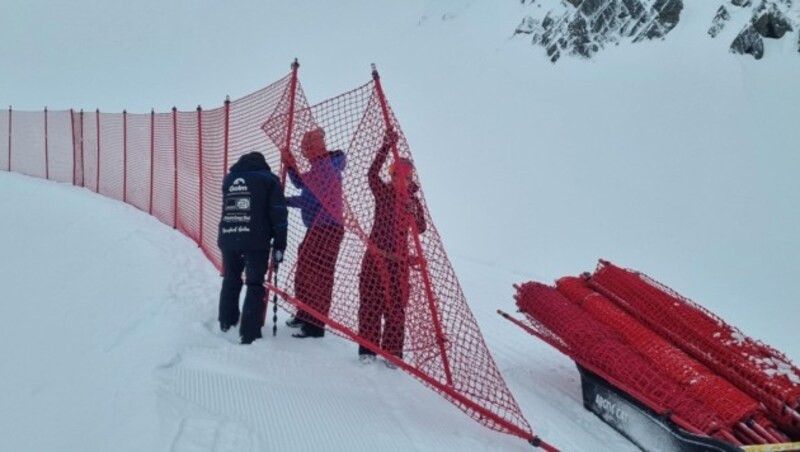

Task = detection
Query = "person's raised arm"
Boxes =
[281,145,304,189]
[369,129,397,191]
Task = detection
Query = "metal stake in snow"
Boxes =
[272,264,279,337]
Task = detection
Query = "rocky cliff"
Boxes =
[514,0,799,61]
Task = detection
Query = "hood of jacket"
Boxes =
[230,152,271,173]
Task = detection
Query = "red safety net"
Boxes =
[62,75,296,265]
[587,260,800,438]
[259,73,555,447]
[0,67,553,448]
[513,281,729,440]
[555,276,786,444]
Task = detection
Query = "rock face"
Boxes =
[514,0,685,62]
[708,5,732,37]
[515,0,799,62]
[730,23,766,58]
[726,0,796,59]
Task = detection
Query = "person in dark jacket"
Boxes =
[357,129,427,366]
[281,127,346,339]
[218,151,287,344]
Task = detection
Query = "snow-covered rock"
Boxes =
[728,0,796,59]
[514,0,684,62]
[515,0,799,61]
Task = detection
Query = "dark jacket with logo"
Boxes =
[217,152,288,252]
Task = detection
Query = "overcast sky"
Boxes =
[0,0,456,112]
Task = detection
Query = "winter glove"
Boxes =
[383,128,398,148]
[272,249,284,265]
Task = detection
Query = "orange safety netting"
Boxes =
[0,66,553,448]
[260,73,549,446]
[587,260,800,438]
[513,281,728,439]
[555,276,785,444]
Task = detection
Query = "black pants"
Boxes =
[219,249,270,340]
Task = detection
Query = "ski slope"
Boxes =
[0,171,641,451]
[1,1,799,451]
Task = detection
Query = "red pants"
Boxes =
[294,224,344,333]
[358,251,411,357]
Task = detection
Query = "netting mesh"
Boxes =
[152,112,176,226]
[0,109,9,171]
[125,112,153,213]
[10,110,47,179]
[260,78,537,441]
[514,282,727,437]
[1,70,544,446]
[97,112,125,202]
[47,110,74,184]
[82,112,99,193]
[587,260,800,437]
[554,276,785,444]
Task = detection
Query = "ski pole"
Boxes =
[272,263,279,337]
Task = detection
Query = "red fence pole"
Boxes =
[264,59,300,331]
[70,109,76,185]
[95,109,101,193]
[149,109,155,215]
[223,95,230,177]
[123,110,128,203]
[44,107,49,180]
[172,107,178,229]
[280,59,300,186]
[197,105,204,248]
[264,58,300,336]
[80,110,85,187]
[7,106,12,172]
[371,64,453,387]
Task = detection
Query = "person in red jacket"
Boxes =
[357,129,427,366]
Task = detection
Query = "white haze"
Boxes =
[0,1,798,451]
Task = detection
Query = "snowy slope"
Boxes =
[0,171,639,451]
[1,1,799,451]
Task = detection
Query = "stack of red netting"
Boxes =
[509,260,800,446]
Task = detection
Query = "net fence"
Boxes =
[261,75,540,442]
[587,260,800,438]
[1,67,548,447]
[507,260,800,444]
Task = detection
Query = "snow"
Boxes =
[1,1,798,451]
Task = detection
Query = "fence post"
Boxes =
[95,109,101,193]
[172,107,178,229]
[149,109,155,215]
[70,109,76,185]
[371,64,453,387]
[44,107,49,180]
[80,109,85,187]
[123,110,128,203]
[7,106,12,172]
[280,59,300,186]
[264,59,300,326]
[197,105,204,248]
[223,95,230,177]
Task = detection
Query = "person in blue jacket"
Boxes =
[282,127,346,338]
[217,151,287,344]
